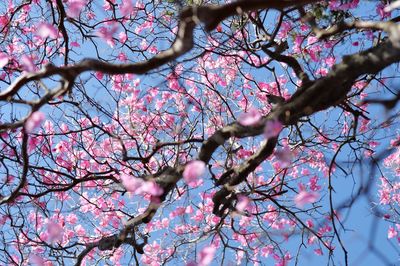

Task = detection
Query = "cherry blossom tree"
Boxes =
[0,0,400,265]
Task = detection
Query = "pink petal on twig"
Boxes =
[294,190,319,207]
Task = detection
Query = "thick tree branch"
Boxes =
[212,137,278,216]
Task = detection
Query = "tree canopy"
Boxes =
[0,0,400,265]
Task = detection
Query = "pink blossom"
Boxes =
[277,21,292,39]
[274,252,291,266]
[21,55,36,72]
[294,190,319,207]
[301,168,310,175]
[264,119,283,138]
[47,220,63,242]
[66,213,77,224]
[306,219,314,228]
[239,108,261,126]
[170,207,186,218]
[70,41,80,47]
[28,135,41,152]
[0,52,9,68]
[314,249,323,255]
[95,72,104,79]
[183,160,206,184]
[307,36,318,46]
[86,11,95,20]
[117,52,127,61]
[293,35,304,53]
[120,0,134,16]
[30,254,45,266]
[0,15,8,28]
[119,32,127,43]
[43,120,54,134]
[236,195,250,212]
[120,174,163,196]
[67,0,86,18]
[25,111,45,133]
[308,235,317,245]
[388,226,398,239]
[329,0,359,10]
[0,215,7,226]
[315,67,328,76]
[37,23,58,39]
[274,146,292,168]
[198,246,216,266]
[377,3,391,19]
[120,173,144,193]
[300,24,309,32]
[140,39,149,50]
[185,205,194,214]
[261,245,274,257]
[134,15,154,34]
[140,181,164,196]
[54,141,68,153]
[236,250,245,263]
[74,224,86,235]
[96,22,119,45]
[325,57,336,67]
[309,176,321,191]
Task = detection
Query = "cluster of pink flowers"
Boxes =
[120,173,163,197]
[25,111,45,133]
[66,0,87,18]
[183,160,206,186]
[238,109,283,139]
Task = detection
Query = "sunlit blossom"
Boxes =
[183,160,206,184]
[294,190,320,207]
